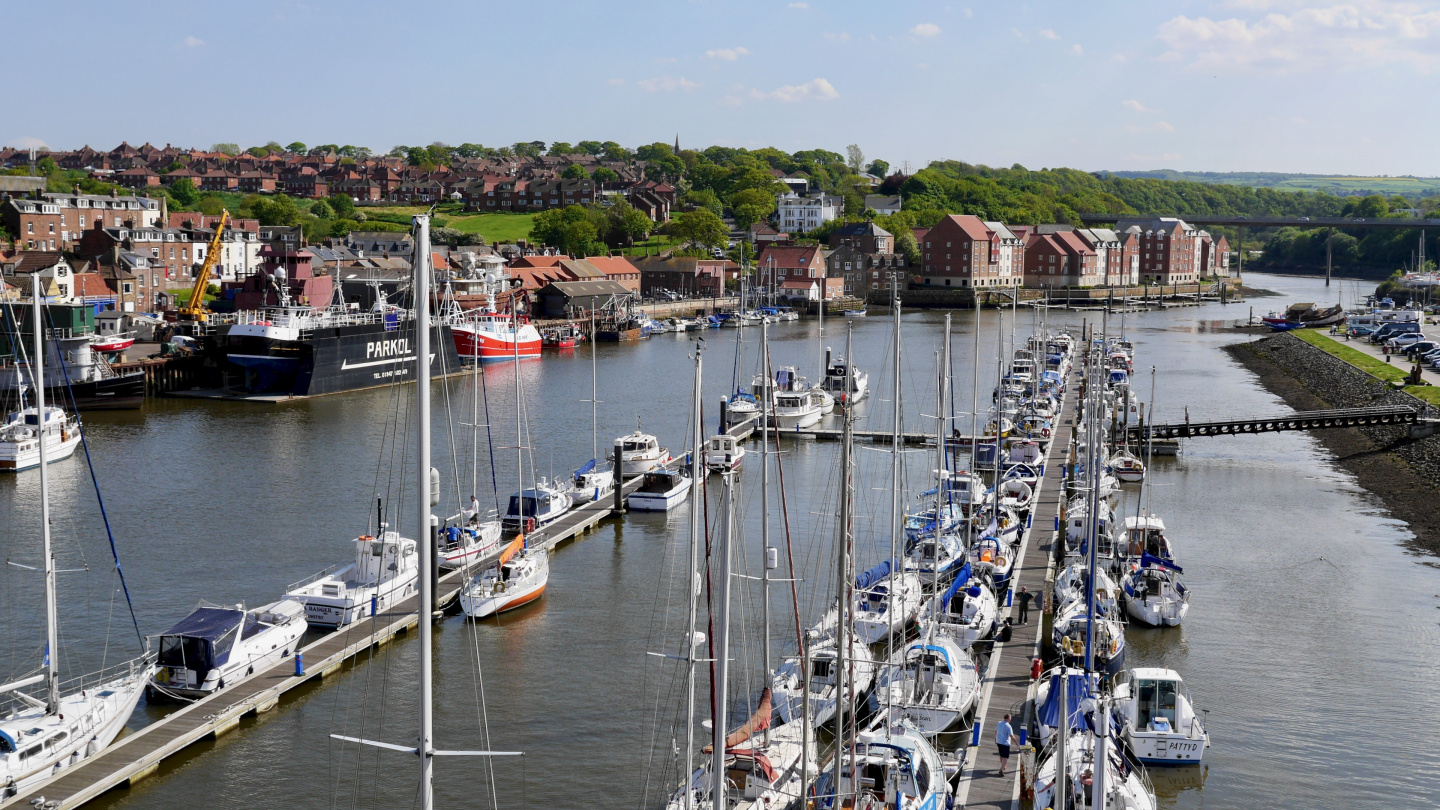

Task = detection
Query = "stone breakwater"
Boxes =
[1227,332,1440,556]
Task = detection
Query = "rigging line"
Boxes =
[46,305,145,651]
[478,353,501,513]
[766,350,807,668]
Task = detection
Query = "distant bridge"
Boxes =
[1123,405,1426,441]
[1079,213,1440,231]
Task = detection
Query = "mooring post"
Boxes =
[612,438,625,514]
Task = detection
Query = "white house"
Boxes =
[776,191,842,233]
[864,195,903,216]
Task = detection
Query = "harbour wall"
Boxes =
[1226,332,1440,555]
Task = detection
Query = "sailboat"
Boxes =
[873,635,980,735]
[916,563,998,648]
[330,214,522,807]
[814,724,950,810]
[0,279,149,798]
[1120,555,1189,627]
[567,310,615,504]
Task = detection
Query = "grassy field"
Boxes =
[1293,328,1440,405]
[442,212,535,242]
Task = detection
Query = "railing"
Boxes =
[0,656,150,716]
[1124,404,1420,440]
[285,562,349,594]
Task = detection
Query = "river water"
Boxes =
[1,272,1435,809]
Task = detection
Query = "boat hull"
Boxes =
[0,431,82,471]
[1,372,146,411]
[0,670,147,798]
[216,322,462,397]
[462,581,546,618]
[451,321,542,361]
[1126,730,1207,765]
[628,485,690,511]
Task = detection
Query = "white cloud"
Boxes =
[607,78,626,86]
[1158,2,1440,73]
[704,46,750,61]
[9,136,48,150]
[964,7,973,18]
[1112,53,1128,62]
[1122,99,1151,112]
[824,32,851,43]
[1039,29,1060,40]
[1012,28,1030,41]
[636,76,700,93]
[183,35,204,47]
[748,78,840,103]
[911,22,942,37]
[1071,43,1084,56]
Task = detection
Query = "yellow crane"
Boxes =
[179,209,229,322]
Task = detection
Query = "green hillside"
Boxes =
[1105,170,1440,197]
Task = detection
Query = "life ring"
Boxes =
[495,581,506,593]
[359,534,374,542]
[1042,427,1052,438]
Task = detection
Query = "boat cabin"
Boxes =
[1122,515,1171,560]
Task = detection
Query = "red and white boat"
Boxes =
[449,311,542,361]
[89,332,135,353]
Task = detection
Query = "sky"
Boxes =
[4,0,1439,177]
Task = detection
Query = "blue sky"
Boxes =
[5,1,1438,176]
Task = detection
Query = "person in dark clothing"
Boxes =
[1016,586,1032,624]
[998,617,1013,643]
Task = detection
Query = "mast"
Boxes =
[685,342,703,810]
[1084,348,1100,673]
[414,214,435,810]
[591,308,599,462]
[816,286,825,386]
[760,318,773,747]
[34,276,59,714]
[928,317,950,650]
[887,283,903,681]
[710,468,736,810]
[513,271,525,535]
[1055,662,1069,810]
[969,296,980,535]
[831,332,855,809]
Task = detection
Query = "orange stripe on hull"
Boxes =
[497,583,545,614]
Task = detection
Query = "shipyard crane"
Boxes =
[178,209,229,323]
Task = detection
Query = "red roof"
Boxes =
[780,280,815,289]
[583,255,640,277]
[72,273,114,298]
[756,244,820,268]
[511,255,568,268]
[939,214,992,241]
[1053,231,1096,256]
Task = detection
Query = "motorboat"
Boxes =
[666,690,815,810]
[502,479,573,533]
[1034,728,1156,810]
[851,562,924,644]
[903,532,966,580]
[917,565,997,648]
[615,425,670,475]
[89,331,135,353]
[1113,668,1210,765]
[704,432,746,473]
[821,354,869,404]
[285,530,419,629]
[772,388,826,429]
[772,634,876,727]
[1109,451,1146,484]
[1053,561,1120,615]
[873,636,980,735]
[436,519,503,570]
[1119,515,1175,563]
[567,458,615,504]
[541,323,582,349]
[149,599,307,700]
[0,405,82,471]
[627,468,691,511]
[1121,555,1189,627]
[812,724,950,810]
[1051,600,1127,674]
[460,535,549,618]
[1008,439,1045,466]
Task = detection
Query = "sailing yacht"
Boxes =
[286,530,419,629]
[1053,561,1120,615]
[917,566,997,648]
[501,479,573,533]
[1120,556,1189,627]
[460,535,549,618]
[814,724,951,810]
[436,520,502,569]
[851,564,924,644]
[1034,728,1156,810]
[873,636,981,734]
[1108,450,1146,483]
[0,284,148,799]
[666,691,815,810]
[771,635,876,727]
[902,532,966,580]
[0,405,82,471]
[1052,600,1127,674]
[567,458,614,504]
[1118,515,1175,563]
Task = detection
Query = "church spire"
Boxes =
[674,133,680,153]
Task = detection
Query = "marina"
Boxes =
[0,273,1437,810]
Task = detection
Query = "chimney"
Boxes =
[74,183,81,197]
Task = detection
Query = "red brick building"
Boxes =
[583,255,642,293]
[1116,218,1200,284]
[755,244,826,292]
[1023,231,1102,288]
[918,215,1022,289]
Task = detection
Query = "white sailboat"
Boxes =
[817,724,950,810]
[772,633,875,727]
[1120,558,1189,627]
[460,534,549,618]
[917,565,998,648]
[0,280,148,799]
[0,405,81,471]
[873,636,980,735]
[567,310,615,505]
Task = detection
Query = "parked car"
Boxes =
[1386,332,1425,350]
[1371,322,1421,343]
[1403,340,1439,358]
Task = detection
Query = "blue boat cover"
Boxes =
[1139,552,1183,573]
[1037,672,1092,731]
[940,563,974,604]
[855,558,899,590]
[161,607,243,640]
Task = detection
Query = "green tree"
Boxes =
[36,157,58,175]
[867,159,890,178]
[561,163,589,180]
[197,196,226,215]
[729,187,778,217]
[549,142,575,155]
[529,205,602,256]
[894,230,921,267]
[600,200,653,246]
[328,193,356,219]
[251,194,300,226]
[636,142,675,162]
[169,178,199,207]
[682,189,724,216]
[732,203,769,229]
[310,198,334,219]
[592,166,620,183]
[246,146,269,157]
[648,154,686,180]
[601,141,630,162]
[577,140,605,155]
[212,143,240,156]
[670,209,729,251]
[286,142,307,153]
[846,144,865,173]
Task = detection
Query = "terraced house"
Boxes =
[917,214,1023,289]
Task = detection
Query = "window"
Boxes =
[27,222,33,233]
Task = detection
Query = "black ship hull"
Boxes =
[216,321,462,397]
[0,371,146,411]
